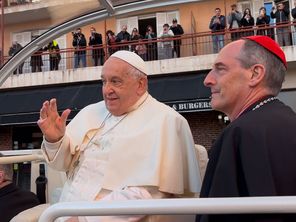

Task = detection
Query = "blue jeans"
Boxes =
[212,34,224,53]
[74,53,86,68]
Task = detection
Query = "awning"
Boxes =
[0,71,211,125]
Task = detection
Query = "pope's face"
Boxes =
[204,40,250,116]
[101,57,145,116]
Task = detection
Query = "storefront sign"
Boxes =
[166,99,212,113]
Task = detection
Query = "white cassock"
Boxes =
[42,92,201,222]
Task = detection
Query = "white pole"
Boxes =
[39,196,296,222]
[0,154,44,164]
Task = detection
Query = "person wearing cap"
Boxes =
[196,36,296,222]
[170,18,184,58]
[38,50,201,222]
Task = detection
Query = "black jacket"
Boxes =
[170,24,184,36]
[197,97,296,222]
[0,183,39,222]
[89,32,105,57]
[72,33,87,54]
[209,15,226,32]
[271,8,290,24]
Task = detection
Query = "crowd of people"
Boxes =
[209,2,296,53]
[9,19,183,74]
[105,19,184,61]
[6,2,296,72]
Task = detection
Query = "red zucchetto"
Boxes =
[244,35,287,69]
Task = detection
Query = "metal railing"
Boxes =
[38,196,296,222]
[3,21,296,74]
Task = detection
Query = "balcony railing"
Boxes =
[5,0,33,7]
[3,21,296,74]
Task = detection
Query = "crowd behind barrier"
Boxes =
[2,21,296,74]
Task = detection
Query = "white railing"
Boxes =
[0,149,44,164]
[39,196,296,222]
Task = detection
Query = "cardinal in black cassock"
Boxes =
[196,36,296,222]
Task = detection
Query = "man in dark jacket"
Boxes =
[0,154,39,222]
[209,8,226,53]
[170,18,184,58]
[116,25,130,51]
[72,27,87,68]
[9,41,24,74]
[196,36,296,222]
[44,40,61,71]
[89,27,105,66]
[271,2,291,46]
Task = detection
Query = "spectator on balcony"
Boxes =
[0,153,40,222]
[197,35,296,222]
[8,41,24,74]
[144,25,157,61]
[106,30,118,56]
[135,36,147,61]
[240,8,254,37]
[38,50,201,222]
[72,27,87,68]
[292,1,296,23]
[228,4,242,41]
[271,2,291,46]
[170,18,184,58]
[130,28,142,53]
[256,7,271,36]
[116,25,130,51]
[158,23,174,60]
[30,48,43,73]
[209,7,226,53]
[89,27,104,66]
[43,40,61,71]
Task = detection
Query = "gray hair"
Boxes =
[236,39,286,95]
[0,153,13,181]
[127,66,147,79]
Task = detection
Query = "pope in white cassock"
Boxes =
[38,50,201,222]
